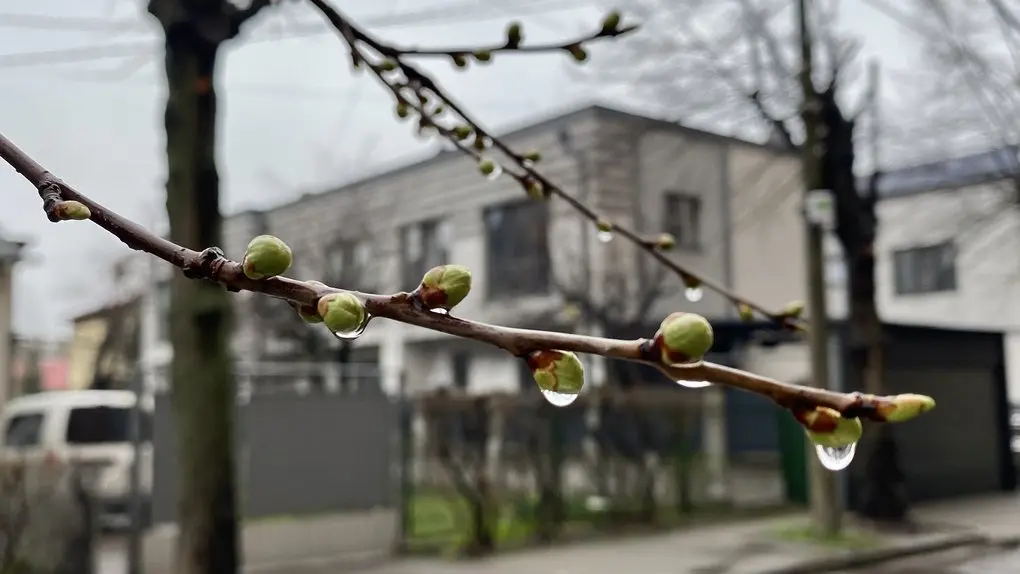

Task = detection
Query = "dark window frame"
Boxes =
[65,406,152,445]
[400,219,452,289]
[483,199,552,300]
[325,238,375,292]
[662,191,702,250]
[893,241,957,295]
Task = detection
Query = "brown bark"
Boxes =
[161,24,238,574]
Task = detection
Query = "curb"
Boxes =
[760,532,989,574]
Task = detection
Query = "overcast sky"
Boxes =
[0,0,939,339]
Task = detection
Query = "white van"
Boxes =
[0,390,154,530]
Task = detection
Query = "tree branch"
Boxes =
[0,129,920,425]
[305,0,805,331]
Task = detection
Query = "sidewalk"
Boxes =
[254,493,1020,574]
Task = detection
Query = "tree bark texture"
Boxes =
[161,24,239,574]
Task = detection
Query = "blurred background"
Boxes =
[0,0,1018,573]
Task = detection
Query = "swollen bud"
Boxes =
[738,303,754,322]
[478,159,497,176]
[525,178,547,199]
[452,125,474,141]
[378,59,398,72]
[600,10,622,34]
[242,235,292,280]
[803,409,863,448]
[680,273,701,291]
[418,264,472,311]
[654,312,714,365]
[526,350,585,396]
[53,200,91,221]
[506,22,523,48]
[878,393,936,423]
[523,150,542,163]
[473,50,493,62]
[655,233,676,251]
[566,44,588,62]
[395,103,410,119]
[781,300,805,319]
[451,53,468,68]
[595,218,613,233]
[317,292,366,334]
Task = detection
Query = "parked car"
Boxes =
[0,390,154,531]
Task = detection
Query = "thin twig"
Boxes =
[305,0,806,331]
[0,130,901,422]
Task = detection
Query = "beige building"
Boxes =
[0,233,24,407]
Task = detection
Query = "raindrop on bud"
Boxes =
[597,230,613,243]
[684,286,704,302]
[431,308,449,316]
[541,390,579,407]
[815,443,856,472]
[485,163,503,181]
[676,380,712,389]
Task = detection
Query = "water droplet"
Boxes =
[331,313,372,341]
[815,442,857,471]
[597,230,613,243]
[485,163,503,181]
[522,159,535,169]
[676,380,713,389]
[541,389,579,407]
[684,286,704,302]
[430,307,449,315]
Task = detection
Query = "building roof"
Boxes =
[230,101,795,218]
[863,145,1020,199]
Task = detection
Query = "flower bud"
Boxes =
[419,264,472,311]
[655,233,675,251]
[242,235,292,280]
[738,303,754,322]
[654,312,714,365]
[595,218,613,233]
[506,22,523,48]
[780,300,805,319]
[395,103,410,119]
[800,407,863,448]
[566,44,588,62]
[452,125,474,140]
[478,159,497,177]
[473,50,493,62]
[523,150,542,163]
[378,59,398,72]
[680,273,701,291]
[600,10,622,34]
[527,350,585,395]
[53,200,92,221]
[525,178,546,199]
[317,292,366,334]
[451,53,468,68]
[877,393,936,423]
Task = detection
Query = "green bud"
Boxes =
[452,125,474,140]
[738,303,754,322]
[525,178,546,199]
[600,10,622,34]
[595,218,613,233]
[526,350,584,395]
[473,134,490,151]
[473,50,493,62]
[478,159,497,177]
[781,300,805,319]
[807,414,863,448]
[655,233,676,251]
[289,300,323,324]
[419,264,472,310]
[523,150,542,163]
[878,393,937,423]
[654,312,713,365]
[317,292,366,334]
[680,273,701,290]
[506,22,523,48]
[396,103,410,119]
[567,44,588,62]
[53,200,91,221]
[242,235,292,280]
[378,59,398,72]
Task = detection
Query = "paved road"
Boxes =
[833,545,1020,574]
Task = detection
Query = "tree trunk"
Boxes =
[161,25,239,574]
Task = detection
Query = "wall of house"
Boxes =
[65,316,108,391]
[0,262,12,406]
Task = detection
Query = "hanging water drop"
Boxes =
[676,380,712,389]
[485,163,503,181]
[684,286,704,302]
[430,307,449,315]
[541,389,579,407]
[330,313,372,341]
[815,442,857,472]
[597,230,613,243]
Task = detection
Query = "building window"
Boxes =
[400,219,452,289]
[662,192,702,249]
[484,200,551,299]
[451,352,471,391]
[155,280,170,343]
[325,239,374,292]
[893,242,957,295]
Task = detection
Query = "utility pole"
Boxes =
[797,0,843,537]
